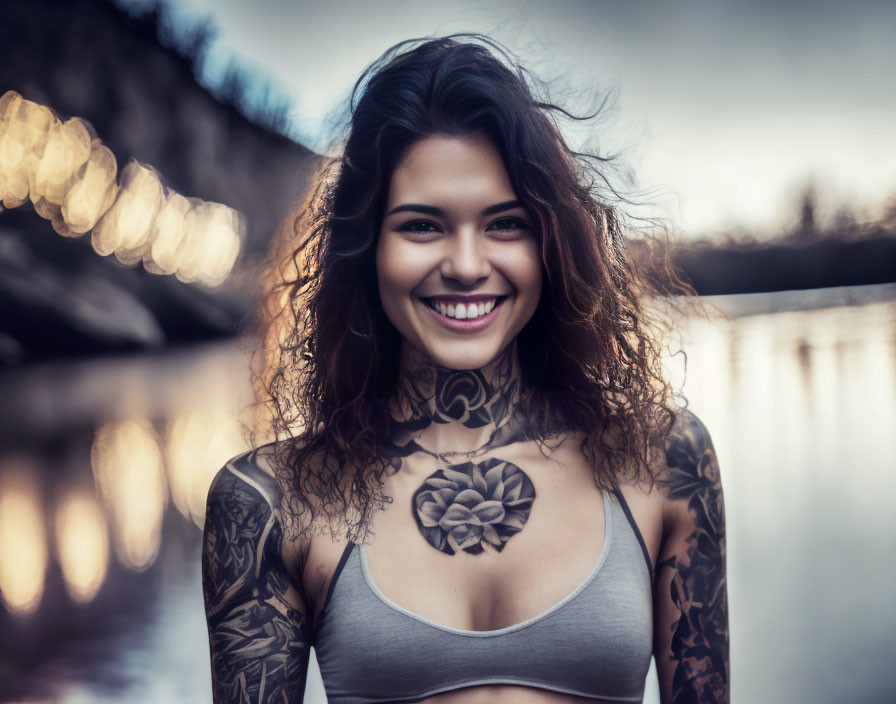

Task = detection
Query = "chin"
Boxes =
[421,341,506,371]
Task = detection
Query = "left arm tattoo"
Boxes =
[202,456,312,702]
[654,410,729,704]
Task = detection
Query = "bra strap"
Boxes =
[320,541,356,617]
[611,488,654,585]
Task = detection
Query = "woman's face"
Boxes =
[376,133,542,371]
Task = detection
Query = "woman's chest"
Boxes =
[302,437,663,631]
[308,444,658,704]
[364,443,608,631]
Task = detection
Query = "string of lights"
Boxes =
[0,89,244,287]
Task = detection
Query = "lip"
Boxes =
[424,294,507,305]
[420,296,507,333]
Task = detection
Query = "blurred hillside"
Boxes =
[669,189,896,295]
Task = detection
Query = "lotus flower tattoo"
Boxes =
[412,458,536,555]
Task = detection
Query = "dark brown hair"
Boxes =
[258,34,690,541]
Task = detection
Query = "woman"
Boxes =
[202,35,729,704]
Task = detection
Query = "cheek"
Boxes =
[376,236,422,308]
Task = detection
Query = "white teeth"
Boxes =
[427,298,499,320]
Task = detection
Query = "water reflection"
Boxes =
[0,286,894,703]
[54,487,108,603]
[91,419,167,571]
[0,459,47,614]
[164,408,249,528]
[0,341,252,703]
[676,286,896,704]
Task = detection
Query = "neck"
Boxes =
[387,343,526,457]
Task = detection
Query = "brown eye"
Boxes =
[397,220,439,233]
[489,217,528,232]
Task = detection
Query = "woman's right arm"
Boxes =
[202,455,312,703]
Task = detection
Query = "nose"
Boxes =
[440,227,491,285]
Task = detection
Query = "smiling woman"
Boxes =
[376,133,542,371]
[201,34,729,704]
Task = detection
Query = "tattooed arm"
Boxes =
[654,411,730,704]
[202,451,312,703]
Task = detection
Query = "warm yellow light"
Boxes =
[91,419,168,571]
[0,461,47,614]
[59,142,118,236]
[174,202,210,283]
[146,191,192,274]
[0,92,21,203]
[165,408,248,526]
[54,488,109,603]
[0,91,243,285]
[92,159,164,261]
[32,116,92,209]
[0,92,55,209]
[174,201,244,285]
[31,116,93,235]
[196,207,245,287]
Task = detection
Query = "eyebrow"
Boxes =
[385,199,524,218]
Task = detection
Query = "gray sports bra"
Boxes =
[314,489,655,703]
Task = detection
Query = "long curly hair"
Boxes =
[256,34,692,541]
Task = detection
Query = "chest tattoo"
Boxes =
[412,458,535,555]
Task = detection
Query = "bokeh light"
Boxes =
[0,91,54,210]
[32,116,92,219]
[93,159,164,261]
[90,419,167,571]
[0,90,243,287]
[145,191,192,274]
[164,407,248,527]
[0,459,47,614]
[54,487,110,603]
[59,141,118,236]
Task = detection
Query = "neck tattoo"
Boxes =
[387,349,538,556]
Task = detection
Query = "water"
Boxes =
[680,285,896,704]
[1,284,894,704]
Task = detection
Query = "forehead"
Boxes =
[386,134,517,207]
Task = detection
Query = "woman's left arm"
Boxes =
[653,410,730,703]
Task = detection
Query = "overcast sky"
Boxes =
[132,0,896,239]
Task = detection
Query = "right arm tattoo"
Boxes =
[202,459,311,703]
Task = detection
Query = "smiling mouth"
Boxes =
[421,296,508,321]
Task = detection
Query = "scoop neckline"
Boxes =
[359,490,613,637]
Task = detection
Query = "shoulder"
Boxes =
[203,442,310,587]
[206,443,284,515]
[202,448,283,620]
[205,437,319,522]
[607,410,721,568]
[661,409,722,491]
[203,442,294,553]
[655,408,725,543]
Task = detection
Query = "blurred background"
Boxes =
[0,0,894,702]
